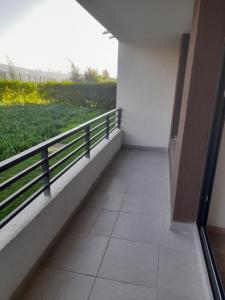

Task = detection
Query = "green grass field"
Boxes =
[0,104,107,222]
[0,104,105,161]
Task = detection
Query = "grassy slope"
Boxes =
[0,104,106,221]
[0,104,105,161]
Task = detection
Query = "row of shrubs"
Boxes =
[0,80,117,109]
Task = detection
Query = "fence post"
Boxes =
[41,148,51,196]
[105,115,110,139]
[85,125,90,158]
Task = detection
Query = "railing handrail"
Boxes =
[0,107,121,229]
[0,108,120,172]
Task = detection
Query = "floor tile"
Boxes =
[68,207,100,233]
[108,166,135,180]
[160,229,196,251]
[127,178,161,196]
[98,238,158,288]
[90,210,118,236]
[45,233,109,276]
[86,192,124,211]
[103,192,124,211]
[21,267,94,300]
[108,157,137,171]
[97,177,129,193]
[89,278,157,300]
[18,150,206,300]
[116,149,141,161]
[121,193,160,216]
[158,246,204,299]
[85,191,107,209]
[158,289,203,300]
[132,165,162,181]
[112,212,160,244]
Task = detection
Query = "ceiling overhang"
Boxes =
[76,0,194,41]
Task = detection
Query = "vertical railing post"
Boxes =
[105,115,110,139]
[117,109,121,129]
[85,125,90,158]
[41,148,51,196]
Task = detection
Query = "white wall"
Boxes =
[208,126,225,228]
[116,40,179,148]
[0,130,122,300]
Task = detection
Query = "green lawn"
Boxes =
[0,104,105,161]
[0,104,108,222]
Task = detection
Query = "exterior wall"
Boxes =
[117,41,179,148]
[0,130,122,300]
[208,126,225,228]
[170,34,190,139]
[171,0,225,222]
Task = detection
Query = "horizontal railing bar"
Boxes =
[90,120,107,133]
[0,108,120,172]
[0,172,47,210]
[49,142,87,173]
[90,126,118,151]
[0,108,122,230]
[0,158,47,191]
[109,121,117,127]
[50,150,88,185]
[90,134,107,150]
[0,185,48,229]
[48,133,86,160]
[109,115,118,121]
[90,128,106,143]
[109,127,117,134]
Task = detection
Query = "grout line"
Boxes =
[20,151,168,299]
[97,275,158,290]
[157,245,160,300]
[87,192,124,299]
[118,209,161,217]
[43,265,96,278]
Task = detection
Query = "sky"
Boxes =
[0,0,118,77]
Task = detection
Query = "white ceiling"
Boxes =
[76,0,194,41]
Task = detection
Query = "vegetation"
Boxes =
[68,59,83,83]
[0,76,116,222]
[0,104,107,220]
[0,80,116,108]
[69,60,115,83]
[0,104,105,161]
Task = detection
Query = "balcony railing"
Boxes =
[0,108,121,229]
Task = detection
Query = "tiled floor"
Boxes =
[20,149,205,300]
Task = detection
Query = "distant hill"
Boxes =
[0,63,69,82]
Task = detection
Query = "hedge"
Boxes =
[0,80,117,109]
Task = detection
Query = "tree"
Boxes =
[68,59,83,82]
[102,69,110,81]
[7,56,17,80]
[84,67,100,83]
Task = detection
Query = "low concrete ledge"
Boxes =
[0,129,122,300]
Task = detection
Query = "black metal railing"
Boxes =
[0,108,121,229]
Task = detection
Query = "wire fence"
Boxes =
[0,70,65,82]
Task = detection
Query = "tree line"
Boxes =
[69,60,115,83]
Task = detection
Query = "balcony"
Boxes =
[0,114,207,299]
